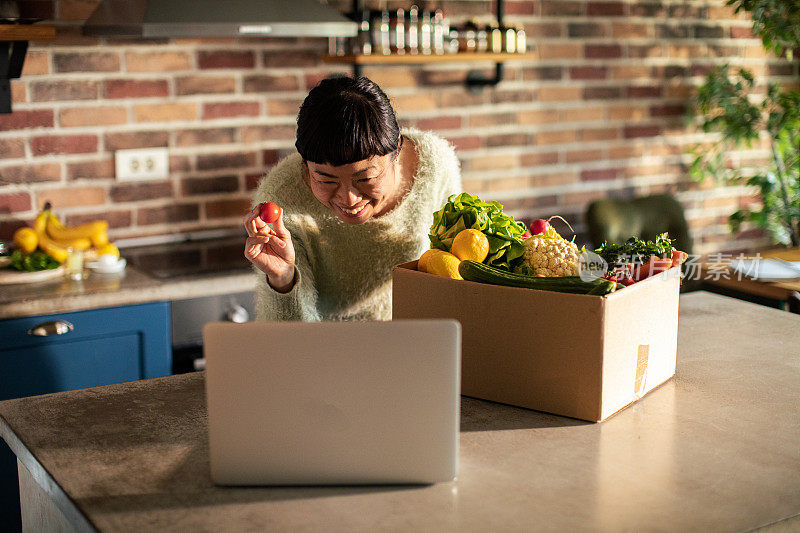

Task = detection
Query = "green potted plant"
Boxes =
[688,0,800,247]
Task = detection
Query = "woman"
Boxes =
[244,76,461,321]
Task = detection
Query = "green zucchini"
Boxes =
[458,260,622,295]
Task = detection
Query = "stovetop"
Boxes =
[122,235,251,280]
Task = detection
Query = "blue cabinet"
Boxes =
[0,302,172,531]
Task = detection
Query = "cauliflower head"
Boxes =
[523,236,580,277]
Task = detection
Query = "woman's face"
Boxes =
[304,152,401,225]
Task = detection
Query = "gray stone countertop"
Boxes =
[0,265,258,320]
[0,292,799,532]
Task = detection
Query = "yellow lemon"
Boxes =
[12,227,38,253]
[451,229,490,262]
[426,251,463,280]
[418,248,446,272]
[96,243,119,258]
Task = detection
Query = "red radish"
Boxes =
[259,202,281,223]
[621,278,636,286]
[520,230,532,240]
[529,215,574,236]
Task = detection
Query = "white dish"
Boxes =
[87,257,126,274]
[730,258,800,282]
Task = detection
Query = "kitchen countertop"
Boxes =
[0,291,798,532]
[0,238,259,320]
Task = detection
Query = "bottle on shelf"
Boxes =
[407,5,419,55]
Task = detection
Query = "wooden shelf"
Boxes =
[0,24,56,41]
[322,52,536,66]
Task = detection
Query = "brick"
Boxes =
[262,150,281,166]
[126,51,191,72]
[562,107,604,122]
[36,186,106,209]
[30,80,99,102]
[0,109,53,131]
[111,182,173,203]
[134,103,198,122]
[420,69,471,85]
[657,25,690,39]
[581,168,618,181]
[416,116,462,130]
[650,104,686,117]
[583,86,622,100]
[570,66,607,80]
[59,0,100,20]
[21,51,49,76]
[360,70,418,88]
[199,51,255,69]
[608,105,648,120]
[530,172,579,187]
[588,2,624,16]
[0,138,25,158]
[538,86,582,101]
[104,79,169,99]
[60,106,127,127]
[537,44,581,60]
[652,65,688,78]
[10,80,26,104]
[609,145,643,159]
[768,64,794,77]
[519,109,560,124]
[520,152,559,166]
[196,152,257,171]
[105,131,169,151]
[522,22,563,39]
[486,133,532,148]
[522,66,563,81]
[667,44,706,59]
[730,26,754,39]
[175,76,236,95]
[469,113,516,128]
[566,148,603,163]
[181,176,239,196]
[170,155,192,173]
[266,98,303,117]
[246,173,263,191]
[32,135,98,155]
[449,136,483,151]
[54,52,120,73]
[694,25,725,39]
[669,5,706,18]
[66,210,132,229]
[612,22,650,38]
[624,125,662,138]
[491,88,537,105]
[203,102,261,119]
[241,124,296,143]
[627,86,662,98]
[535,129,578,145]
[438,91,487,108]
[585,44,622,59]
[467,154,519,171]
[568,23,606,38]
[0,192,32,213]
[506,1,537,15]
[176,127,236,147]
[541,1,584,16]
[486,176,529,192]
[138,204,199,225]
[581,128,619,141]
[630,3,665,17]
[206,198,251,219]
[67,159,115,181]
[611,65,649,79]
[0,163,60,184]
[262,50,318,68]
[629,45,663,58]
[390,93,438,113]
[243,74,300,93]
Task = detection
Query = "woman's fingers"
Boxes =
[271,207,291,239]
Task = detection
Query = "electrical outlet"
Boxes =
[115,148,169,181]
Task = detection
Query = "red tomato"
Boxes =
[259,202,281,224]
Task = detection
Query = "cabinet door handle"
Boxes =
[27,320,74,337]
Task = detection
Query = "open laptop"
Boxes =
[203,319,461,485]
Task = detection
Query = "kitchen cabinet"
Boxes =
[0,301,171,531]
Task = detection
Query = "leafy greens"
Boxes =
[595,233,675,265]
[429,192,527,271]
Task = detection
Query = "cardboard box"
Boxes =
[392,261,680,422]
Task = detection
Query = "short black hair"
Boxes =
[295,76,400,166]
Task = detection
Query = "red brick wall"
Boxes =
[0,0,796,255]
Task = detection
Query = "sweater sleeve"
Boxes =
[254,233,321,322]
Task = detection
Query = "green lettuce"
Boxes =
[429,192,527,271]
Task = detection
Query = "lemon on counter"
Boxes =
[451,229,490,262]
[426,251,463,280]
[12,227,38,254]
[96,243,119,258]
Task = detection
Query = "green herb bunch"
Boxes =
[595,233,675,266]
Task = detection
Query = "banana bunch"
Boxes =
[13,204,114,264]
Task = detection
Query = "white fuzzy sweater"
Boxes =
[252,128,462,321]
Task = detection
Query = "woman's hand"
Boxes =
[244,204,296,292]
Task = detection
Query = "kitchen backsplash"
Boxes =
[0,0,796,254]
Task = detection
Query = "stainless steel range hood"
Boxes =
[83,0,357,39]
